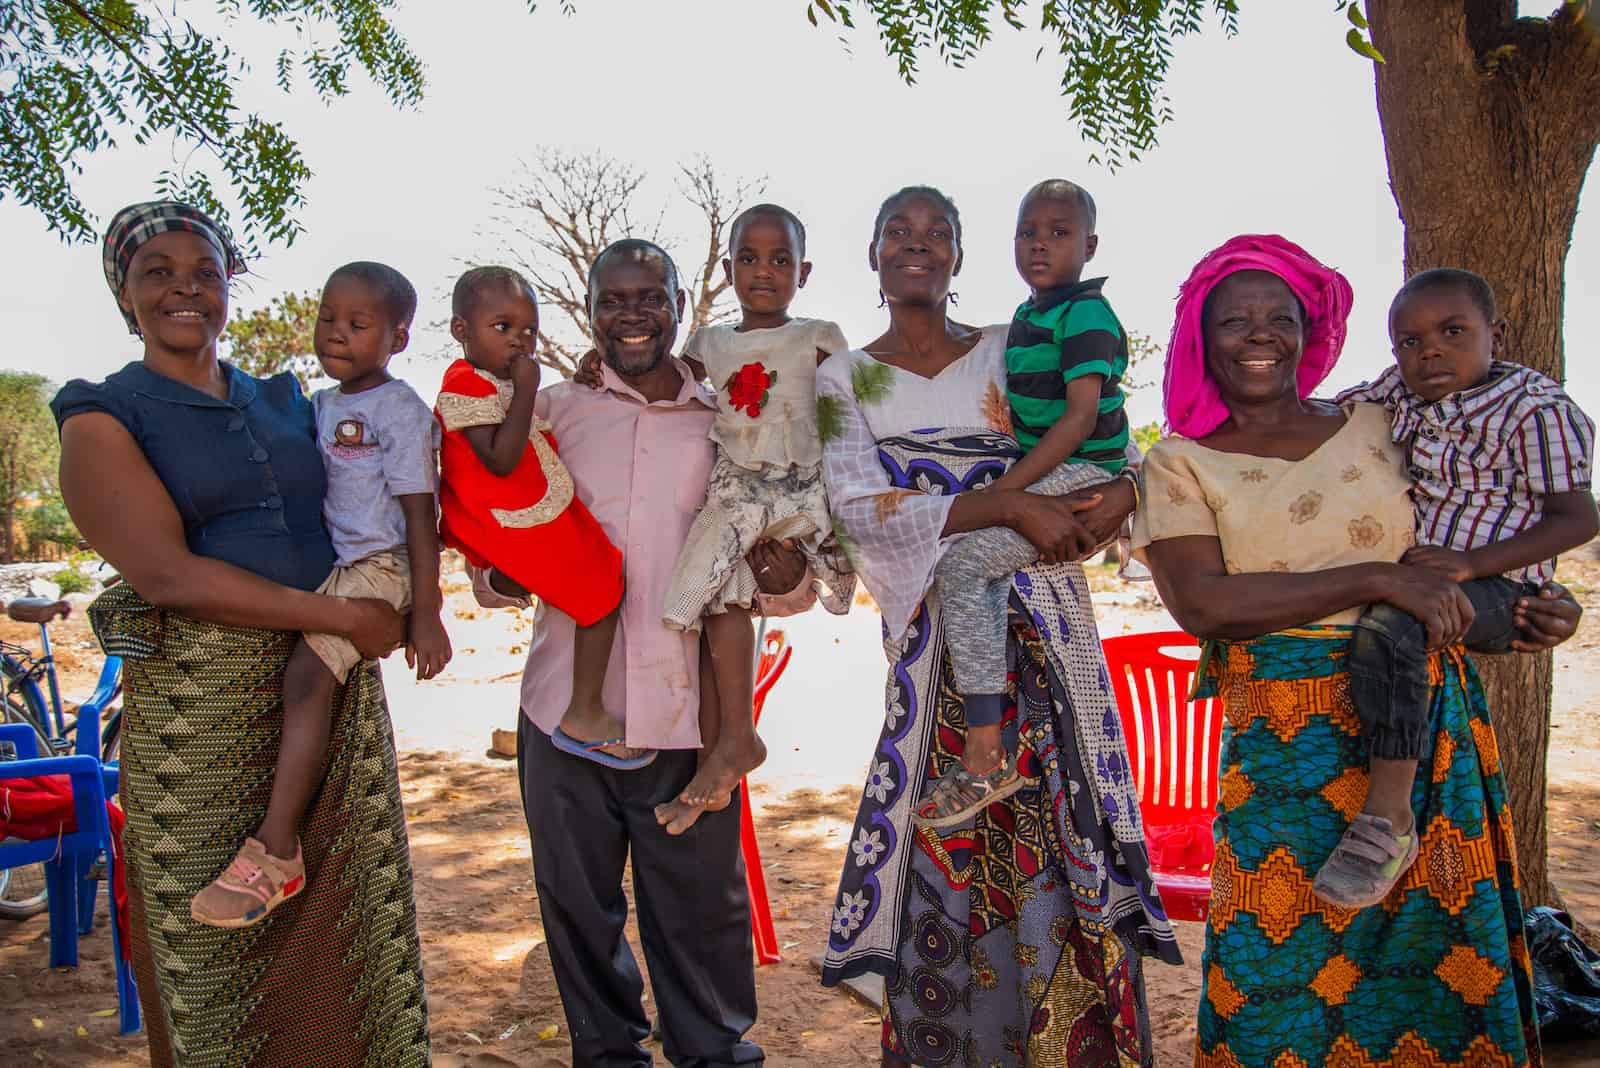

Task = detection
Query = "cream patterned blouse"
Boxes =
[1132,402,1415,625]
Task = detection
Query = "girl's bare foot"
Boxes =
[678,733,767,807]
[653,791,732,836]
[653,732,765,835]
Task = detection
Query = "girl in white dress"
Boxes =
[583,204,855,833]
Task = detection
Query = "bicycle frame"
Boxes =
[5,623,65,737]
[1,622,122,754]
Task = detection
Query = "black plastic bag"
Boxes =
[1528,906,1600,1041]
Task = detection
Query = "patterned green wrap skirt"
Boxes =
[1194,628,1539,1068]
[90,585,430,1067]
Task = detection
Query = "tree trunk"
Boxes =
[1367,0,1600,908]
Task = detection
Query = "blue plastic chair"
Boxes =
[63,657,123,942]
[0,722,140,1034]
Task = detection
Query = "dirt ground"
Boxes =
[4,558,1599,1066]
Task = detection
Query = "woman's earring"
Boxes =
[948,291,960,306]
[877,290,887,308]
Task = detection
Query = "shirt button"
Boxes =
[262,495,283,509]
[251,448,269,462]
[227,416,245,432]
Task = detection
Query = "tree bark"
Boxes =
[1367,0,1600,907]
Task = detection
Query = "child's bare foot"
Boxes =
[558,697,648,763]
[653,790,732,836]
[653,734,765,835]
[680,733,766,808]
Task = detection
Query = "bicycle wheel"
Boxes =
[1,654,51,756]
[0,860,48,920]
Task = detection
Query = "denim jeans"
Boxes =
[1347,576,1534,759]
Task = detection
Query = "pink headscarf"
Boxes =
[1162,234,1355,439]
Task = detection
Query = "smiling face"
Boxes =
[314,275,408,391]
[117,231,228,352]
[451,282,539,380]
[588,254,684,377]
[724,212,810,320]
[1388,284,1501,402]
[1201,270,1306,407]
[1013,192,1097,294]
[871,193,961,307]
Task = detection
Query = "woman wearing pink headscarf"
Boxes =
[1132,235,1576,1067]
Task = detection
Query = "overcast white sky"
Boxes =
[3,1,1595,429]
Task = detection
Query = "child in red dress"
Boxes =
[435,267,638,765]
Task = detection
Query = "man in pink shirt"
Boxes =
[474,240,811,1067]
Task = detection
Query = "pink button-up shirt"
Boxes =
[473,357,814,750]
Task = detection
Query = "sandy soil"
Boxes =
[3,558,1598,1066]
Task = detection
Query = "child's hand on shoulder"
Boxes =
[1402,545,1474,583]
[573,350,605,390]
[406,610,454,681]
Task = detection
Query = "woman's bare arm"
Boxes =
[1144,533,1472,647]
[60,412,403,655]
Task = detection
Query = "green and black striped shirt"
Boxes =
[1004,276,1129,471]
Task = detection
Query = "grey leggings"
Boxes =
[933,461,1115,726]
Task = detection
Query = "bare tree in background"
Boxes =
[490,150,765,378]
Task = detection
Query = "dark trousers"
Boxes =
[517,718,764,1068]
[1348,576,1533,759]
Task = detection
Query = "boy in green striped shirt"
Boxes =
[918,179,1131,829]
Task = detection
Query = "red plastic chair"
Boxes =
[1101,631,1222,922]
[741,627,791,965]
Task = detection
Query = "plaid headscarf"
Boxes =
[102,201,244,334]
[1162,234,1354,439]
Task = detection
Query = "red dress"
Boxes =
[434,359,623,626]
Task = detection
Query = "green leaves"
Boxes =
[850,359,895,406]
[1337,1,1384,63]
[816,391,845,445]
[1344,26,1385,64]
[802,1,1240,170]
[2,1,427,254]
[222,290,325,392]
[0,371,61,561]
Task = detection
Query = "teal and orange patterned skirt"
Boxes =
[1195,628,1539,1067]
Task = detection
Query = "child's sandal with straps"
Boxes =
[914,751,1032,830]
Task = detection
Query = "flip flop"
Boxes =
[551,728,658,771]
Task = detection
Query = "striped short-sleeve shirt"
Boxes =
[1336,361,1595,582]
[1004,276,1129,471]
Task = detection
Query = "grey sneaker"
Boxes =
[1311,813,1419,909]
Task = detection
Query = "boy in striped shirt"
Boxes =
[918,179,1130,828]
[1317,267,1597,908]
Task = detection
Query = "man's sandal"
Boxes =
[913,751,1032,830]
[1311,812,1419,909]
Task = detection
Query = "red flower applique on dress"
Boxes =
[726,361,778,418]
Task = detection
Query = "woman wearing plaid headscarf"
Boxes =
[51,201,430,1066]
